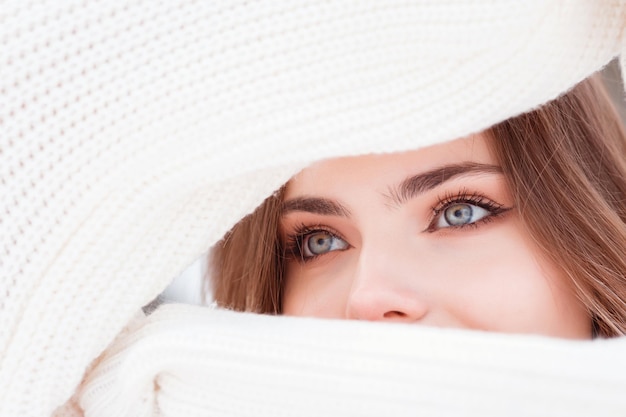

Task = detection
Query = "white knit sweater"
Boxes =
[2,1,626,416]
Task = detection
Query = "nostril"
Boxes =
[383,311,407,319]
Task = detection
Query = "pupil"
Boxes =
[445,204,472,225]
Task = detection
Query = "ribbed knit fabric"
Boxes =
[1,1,625,416]
[78,304,626,417]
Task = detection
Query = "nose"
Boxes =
[345,246,429,323]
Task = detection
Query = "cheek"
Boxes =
[283,255,355,318]
[435,221,590,338]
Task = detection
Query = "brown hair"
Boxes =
[210,75,626,337]
[209,186,286,313]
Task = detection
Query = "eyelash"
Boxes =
[283,223,346,264]
[426,189,509,232]
[283,190,511,263]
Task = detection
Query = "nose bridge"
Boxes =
[345,227,429,322]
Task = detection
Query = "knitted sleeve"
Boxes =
[74,304,626,417]
[1,1,625,416]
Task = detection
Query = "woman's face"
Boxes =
[280,135,591,339]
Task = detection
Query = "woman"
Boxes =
[6,2,626,416]
[211,75,626,338]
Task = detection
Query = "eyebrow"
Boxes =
[281,162,502,217]
[388,162,502,206]
[281,196,351,217]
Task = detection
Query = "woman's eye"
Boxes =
[302,231,349,258]
[435,203,490,229]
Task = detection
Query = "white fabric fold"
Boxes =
[2,1,626,416]
[78,304,626,417]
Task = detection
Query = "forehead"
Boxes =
[285,134,494,198]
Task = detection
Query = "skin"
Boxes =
[280,135,591,339]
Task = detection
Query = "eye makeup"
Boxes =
[281,187,513,265]
[425,188,512,233]
[283,223,350,263]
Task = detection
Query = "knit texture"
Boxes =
[1,1,625,416]
[79,304,626,417]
